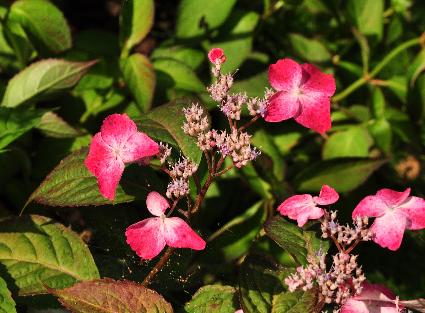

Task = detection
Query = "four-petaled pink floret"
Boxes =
[208,48,226,64]
[352,188,425,251]
[278,185,339,227]
[85,114,159,201]
[125,192,206,260]
[340,282,403,313]
[264,58,336,134]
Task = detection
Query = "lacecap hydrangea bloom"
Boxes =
[278,185,339,226]
[126,192,206,260]
[352,188,425,251]
[85,114,159,200]
[264,58,336,134]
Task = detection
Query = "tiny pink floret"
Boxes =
[208,48,226,64]
[352,188,425,251]
[278,185,339,227]
[125,192,206,260]
[264,58,336,134]
[341,282,402,313]
[85,114,159,201]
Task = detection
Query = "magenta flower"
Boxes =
[264,58,336,134]
[208,48,226,64]
[352,188,425,251]
[85,114,159,201]
[278,185,339,227]
[125,192,206,260]
[341,282,403,313]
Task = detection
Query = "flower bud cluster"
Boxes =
[285,252,365,307]
[166,178,189,199]
[165,157,198,199]
[218,130,260,168]
[158,142,172,164]
[207,74,234,102]
[247,88,273,117]
[321,211,373,247]
[182,103,209,137]
[220,93,247,120]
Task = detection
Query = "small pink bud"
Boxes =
[208,48,226,64]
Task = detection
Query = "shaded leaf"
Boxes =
[293,158,385,193]
[176,0,237,39]
[37,111,83,138]
[183,285,238,313]
[368,118,392,154]
[0,277,16,313]
[153,58,204,94]
[209,10,260,73]
[8,0,71,54]
[289,33,331,63]
[27,148,135,207]
[271,288,319,313]
[0,215,99,295]
[323,126,372,160]
[151,45,205,70]
[264,215,329,266]
[407,49,425,87]
[0,107,45,149]
[347,0,384,40]
[1,59,96,108]
[137,102,203,163]
[120,0,154,54]
[50,278,173,313]
[120,53,156,113]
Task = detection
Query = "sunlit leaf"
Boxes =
[0,277,16,313]
[0,215,99,295]
[183,285,238,313]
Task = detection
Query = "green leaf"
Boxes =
[209,11,260,73]
[0,276,16,313]
[322,126,372,160]
[368,118,392,154]
[205,201,266,262]
[264,216,328,266]
[120,53,156,113]
[50,278,173,313]
[1,59,96,108]
[407,49,425,87]
[36,111,83,138]
[153,58,204,94]
[239,255,318,313]
[151,45,205,70]
[3,17,34,68]
[137,102,203,163]
[371,86,386,118]
[231,71,268,98]
[0,215,99,295]
[347,0,384,40]
[293,158,385,193]
[0,107,45,150]
[183,285,238,313]
[176,0,237,39]
[289,34,331,63]
[9,0,71,54]
[27,148,135,207]
[239,255,285,313]
[271,288,320,313]
[120,0,154,55]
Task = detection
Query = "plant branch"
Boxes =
[142,247,175,287]
[239,115,260,131]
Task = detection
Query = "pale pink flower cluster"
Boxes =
[218,130,260,168]
[285,253,365,306]
[158,142,172,164]
[182,103,209,137]
[166,157,198,199]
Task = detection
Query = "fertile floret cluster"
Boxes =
[321,211,373,247]
[218,130,260,168]
[182,103,209,137]
[285,252,365,307]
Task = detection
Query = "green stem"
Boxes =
[333,37,422,102]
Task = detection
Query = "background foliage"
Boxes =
[0,0,425,311]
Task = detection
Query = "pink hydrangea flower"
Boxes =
[278,185,339,227]
[208,48,226,64]
[352,188,425,251]
[85,114,159,201]
[264,58,336,134]
[125,192,206,260]
[341,282,403,313]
